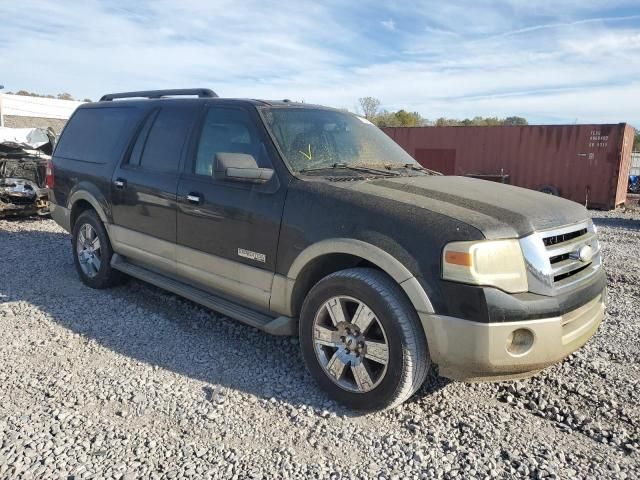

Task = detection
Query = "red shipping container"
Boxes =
[383,123,635,210]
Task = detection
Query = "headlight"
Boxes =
[442,239,528,293]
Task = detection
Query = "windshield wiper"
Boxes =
[299,163,401,176]
[386,163,443,176]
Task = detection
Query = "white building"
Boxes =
[0,93,84,134]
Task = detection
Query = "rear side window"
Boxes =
[55,107,141,164]
[129,106,196,173]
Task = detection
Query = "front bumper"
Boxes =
[0,194,49,217]
[419,292,605,381]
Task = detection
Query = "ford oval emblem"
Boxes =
[577,245,594,263]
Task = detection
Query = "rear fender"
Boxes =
[68,183,111,225]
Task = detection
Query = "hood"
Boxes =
[341,175,589,239]
[0,126,55,152]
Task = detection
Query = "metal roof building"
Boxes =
[0,93,83,134]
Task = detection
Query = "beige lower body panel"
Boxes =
[419,293,605,381]
[107,225,273,309]
[50,203,71,232]
[270,274,295,316]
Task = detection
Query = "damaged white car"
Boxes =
[0,127,54,217]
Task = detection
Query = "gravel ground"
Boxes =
[0,210,639,479]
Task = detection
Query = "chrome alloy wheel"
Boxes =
[76,223,102,278]
[313,296,389,393]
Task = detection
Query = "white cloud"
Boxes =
[1,0,639,125]
[381,19,396,31]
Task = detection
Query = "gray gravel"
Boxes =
[0,210,639,479]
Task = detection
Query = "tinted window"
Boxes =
[194,108,271,176]
[128,110,159,167]
[55,107,141,163]
[137,106,196,173]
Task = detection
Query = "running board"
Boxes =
[111,254,296,336]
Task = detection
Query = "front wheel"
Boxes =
[299,268,430,410]
[72,210,125,289]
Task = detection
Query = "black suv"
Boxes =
[48,89,605,410]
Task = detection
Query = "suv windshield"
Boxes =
[261,107,419,173]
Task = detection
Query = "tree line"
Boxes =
[358,96,529,128]
[4,90,92,103]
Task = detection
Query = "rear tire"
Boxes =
[299,268,429,411]
[72,210,125,289]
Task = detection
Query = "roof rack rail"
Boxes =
[99,88,218,102]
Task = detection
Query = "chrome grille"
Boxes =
[543,227,587,247]
[520,220,601,296]
[544,228,598,284]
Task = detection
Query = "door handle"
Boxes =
[114,178,126,189]
[186,193,202,204]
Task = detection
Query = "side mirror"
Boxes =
[214,153,274,184]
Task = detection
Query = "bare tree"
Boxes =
[358,97,381,120]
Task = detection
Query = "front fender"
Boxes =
[272,238,434,318]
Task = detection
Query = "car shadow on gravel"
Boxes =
[1,227,449,415]
[0,214,51,222]
[592,217,640,230]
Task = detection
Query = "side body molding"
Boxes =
[270,238,434,318]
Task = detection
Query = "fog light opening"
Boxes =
[506,328,534,356]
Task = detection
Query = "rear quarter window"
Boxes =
[55,107,142,164]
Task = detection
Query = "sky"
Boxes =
[2,0,640,125]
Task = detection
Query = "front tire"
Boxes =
[72,210,124,289]
[299,268,430,410]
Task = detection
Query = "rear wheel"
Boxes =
[72,210,124,289]
[299,268,429,410]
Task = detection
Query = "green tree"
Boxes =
[504,116,528,126]
[634,130,640,151]
[432,115,529,127]
[373,110,398,127]
[374,109,424,127]
[356,96,527,128]
[393,109,424,127]
[435,117,463,127]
